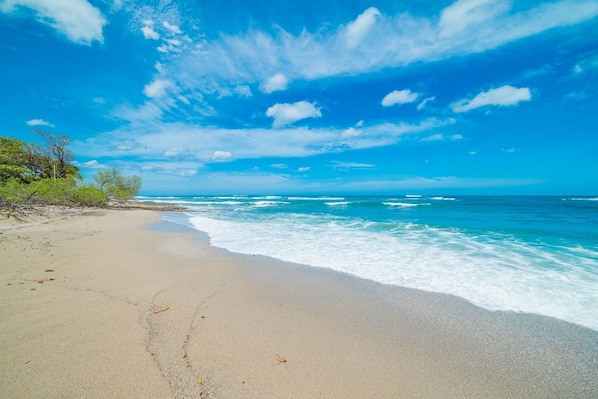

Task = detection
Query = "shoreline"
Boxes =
[1,209,597,398]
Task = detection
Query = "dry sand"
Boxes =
[1,209,597,398]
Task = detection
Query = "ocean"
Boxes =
[138,195,598,331]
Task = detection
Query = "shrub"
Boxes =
[28,178,76,205]
[72,183,108,207]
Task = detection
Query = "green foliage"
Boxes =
[1,133,142,214]
[94,168,142,202]
[0,137,32,183]
[72,183,108,207]
[0,178,35,206]
[29,178,77,205]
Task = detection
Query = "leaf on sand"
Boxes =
[154,306,169,313]
[276,354,287,363]
[197,378,203,385]
[37,278,55,283]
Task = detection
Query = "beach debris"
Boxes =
[197,378,203,386]
[154,306,170,313]
[45,269,54,272]
[276,354,287,363]
[37,277,55,283]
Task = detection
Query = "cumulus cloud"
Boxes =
[163,146,195,160]
[163,21,182,34]
[298,166,311,172]
[451,85,532,113]
[265,101,322,128]
[0,0,106,45]
[73,159,107,169]
[143,79,172,98]
[261,73,288,93]
[382,89,419,107]
[344,7,381,49]
[26,118,54,127]
[141,20,160,40]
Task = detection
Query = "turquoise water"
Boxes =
[140,195,598,331]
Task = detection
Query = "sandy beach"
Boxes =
[1,209,597,398]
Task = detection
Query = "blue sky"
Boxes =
[1,0,597,195]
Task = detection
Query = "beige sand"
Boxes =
[1,209,597,398]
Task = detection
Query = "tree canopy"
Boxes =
[1,130,142,217]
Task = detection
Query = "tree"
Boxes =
[0,137,31,183]
[30,128,79,179]
[93,168,142,202]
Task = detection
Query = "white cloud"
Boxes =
[74,117,455,164]
[468,150,477,155]
[143,79,172,98]
[266,101,322,128]
[573,54,598,74]
[142,26,160,40]
[270,163,288,169]
[298,166,310,172]
[382,89,419,107]
[212,150,232,160]
[25,118,54,127]
[73,159,107,169]
[163,146,195,160]
[234,85,253,97]
[420,133,462,142]
[503,147,517,153]
[330,161,375,170]
[176,169,197,177]
[152,1,598,103]
[438,0,511,38]
[421,134,445,142]
[344,7,381,49]
[340,127,361,139]
[261,73,288,93]
[417,96,436,110]
[451,85,531,113]
[163,21,182,34]
[0,0,106,45]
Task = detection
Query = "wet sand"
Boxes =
[1,209,596,398]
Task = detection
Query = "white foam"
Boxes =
[251,201,289,207]
[188,214,598,331]
[384,202,431,208]
[288,196,345,201]
[565,197,598,201]
[325,202,350,206]
[430,196,456,201]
